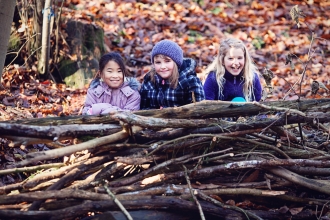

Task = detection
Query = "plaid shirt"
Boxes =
[140,58,205,109]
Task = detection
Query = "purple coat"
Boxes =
[82,78,141,115]
[203,71,262,101]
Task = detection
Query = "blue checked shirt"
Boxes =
[140,58,205,109]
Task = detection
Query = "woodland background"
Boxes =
[0,0,329,121]
[0,0,330,220]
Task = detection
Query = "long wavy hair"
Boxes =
[149,54,179,89]
[203,38,259,101]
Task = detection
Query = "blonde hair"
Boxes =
[150,54,179,89]
[203,38,259,101]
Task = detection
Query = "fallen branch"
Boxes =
[183,165,205,220]
[0,163,64,176]
[268,167,330,195]
[15,126,142,167]
[104,184,133,220]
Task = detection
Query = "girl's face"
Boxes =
[101,60,124,89]
[223,47,245,76]
[153,55,175,79]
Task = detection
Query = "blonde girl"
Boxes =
[203,38,262,102]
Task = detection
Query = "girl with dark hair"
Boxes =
[82,52,141,115]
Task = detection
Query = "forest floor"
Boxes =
[1,0,330,121]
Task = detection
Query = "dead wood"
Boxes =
[160,159,330,183]
[67,162,127,190]
[0,189,111,205]
[0,163,64,176]
[135,99,330,119]
[268,167,330,195]
[28,155,113,210]
[0,197,316,220]
[107,154,192,188]
[287,166,330,175]
[0,123,121,139]
[110,111,224,128]
[4,98,330,126]
[1,100,330,219]
[14,128,133,167]
[22,155,90,189]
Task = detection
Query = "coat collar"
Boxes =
[92,81,135,98]
[224,70,244,81]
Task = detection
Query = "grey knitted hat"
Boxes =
[151,40,183,67]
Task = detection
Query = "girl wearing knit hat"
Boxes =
[140,39,205,109]
[203,38,262,102]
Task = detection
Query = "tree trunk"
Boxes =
[0,0,16,88]
[37,0,52,75]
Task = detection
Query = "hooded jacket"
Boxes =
[140,58,205,109]
[82,77,141,115]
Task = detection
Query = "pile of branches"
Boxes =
[1,99,330,220]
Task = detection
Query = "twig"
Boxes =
[149,133,290,159]
[180,148,233,164]
[15,126,141,167]
[0,163,64,176]
[183,165,205,220]
[203,153,234,162]
[252,101,306,117]
[316,201,330,220]
[104,184,133,220]
[298,32,315,101]
[235,136,291,159]
[107,153,192,187]
[5,33,40,69]
[197,190,264,220]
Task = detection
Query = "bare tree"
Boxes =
[0,0,16,89]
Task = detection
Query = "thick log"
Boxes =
[2,110,330,141]
[0,123,121,139]
[0,197,316,220]
[3,99,330,126]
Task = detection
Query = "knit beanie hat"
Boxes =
[151,40,184,67]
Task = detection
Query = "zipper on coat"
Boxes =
[234,77,236,85]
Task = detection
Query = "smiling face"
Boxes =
[223,47,245,76]
[153,55,175,79]
[101,60,124,89]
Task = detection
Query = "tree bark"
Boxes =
[3,98,330,125]
[37,0,52,75]
[0,0,16,87]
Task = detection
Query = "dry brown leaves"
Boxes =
[1,0,330,120]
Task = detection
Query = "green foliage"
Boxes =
[192,0,204,7]
[119,30,126,37]
[252,36,265,49]
[188,36,195,43]
[8,33,21,51]
[188,30,203,43]
[225,0,234,8]
[281,30,290,38]
[211,7,222,15]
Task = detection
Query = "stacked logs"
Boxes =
[1,99,330,219]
